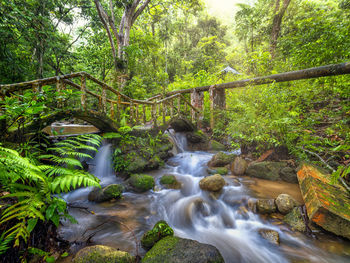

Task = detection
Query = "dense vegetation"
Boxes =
[1,0,350,261]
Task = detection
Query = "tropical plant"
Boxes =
[0,134,102,259]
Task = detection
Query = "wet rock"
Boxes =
[73,245,134,263]
[169,118,195,132]
[283,207,306,232]
[167,160,179,167]
[142,236,224,263]
[186,131,207,144]
[275,194,298,215]
[128,174,155,193]
[248,198,257,213]
[160,174,181,189]
[237,206,249,220]
[280,167,298,183]
[208,140,226,151]
[297,164,350,239]
[141,220,174,250]
[246,161,287,181]
[88,184,123,203]
[199,174,226,192]
[208,152,236,167]
[207,167,228,175]
[231,157,248,176]
[258,229,280,245]
[256,199,277,214]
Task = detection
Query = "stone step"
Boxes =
[297,164,350,240]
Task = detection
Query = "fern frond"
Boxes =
[50,173,100,193]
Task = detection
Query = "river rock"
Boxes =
[209,140,226,151]
[280,167,298,183]
[169,118,195,132]
[231,157,248,176]
[128,174,155,192]
[199,174,226,192]
[256,199,277,214]
[207,167,228,175]
[142,236,224,263]
[275,194,298,214]
[88,184,123,203]
[258,229,280,245]
[246,161,287,181]
[283,207,306,232]
[297,164,350,239]
[73,245,134,263]
[141,220,174,250]
[208,152,236,167]
[247,198,257,213]
[160,174,181,189]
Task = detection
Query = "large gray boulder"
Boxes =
[142,236,224,263]
[73,245,134,263]
[256,199,277,214]
[283,207,306,232]
[88,184,124,203]
[246,161,287,181]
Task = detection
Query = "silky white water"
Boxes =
[59,136,350,262]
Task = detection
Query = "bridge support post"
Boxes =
[152,103,157,127]
[143,104,146,124]
[130,101,134,125]
[102,86,107,114]
[135,104,139,125]
[110,102,115,119]
[80,74,86,110]
[191,89,204,123]
[177,96,181,116]
[209,85,226,130]
[56,77,63,108]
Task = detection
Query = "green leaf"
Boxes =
[27,218,38,233]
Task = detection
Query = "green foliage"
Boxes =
[0,134,102,258]
[141,220,174,250]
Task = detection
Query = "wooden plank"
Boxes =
[162,102,166,125]
[177,96,181,116]
[130,102,134,125]
[170,99,174,119]
[102,86,107,113]
[110,102,115,119]
[135,104,139,124]
[152,103,157,127]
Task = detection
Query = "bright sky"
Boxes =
[203,0,254,25]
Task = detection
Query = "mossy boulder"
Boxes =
[208,140,226,151]
[256,199,277,214]
[73,245,134,263]
[142,236,224,263]
[199,174,226,192]
[215,167,228,175]
[160,174,181,189]
[88,184,124,203]
[283,207,306,232]
[169,118,195,132]
[258,229,280,245]
[246,161,287,181]
[208,152,236,167]
[128,174,155,192]
[141,220,174,250]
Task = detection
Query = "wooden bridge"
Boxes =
[0,62,349,136]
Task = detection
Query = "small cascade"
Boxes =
[92,144,117,187]
[165,128,188,154]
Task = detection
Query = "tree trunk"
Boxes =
[270,0,291,59]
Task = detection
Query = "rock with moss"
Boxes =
[169,118,195,132]
[199,174,226,192]
[88,184,124,203]
[142,236,224,263]
[141,220,174,250]
[258,229,280,245]
[209,140,226,151]
[73,245,134,263]
[128,174,155,192]
[208,152,236,167]
[283,207,306,232]
[246,161,287,181]
[160,174,181,189]
[256,199,277,214]
[215,167,228,175]
[275,194,298,214]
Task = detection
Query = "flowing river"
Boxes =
[59,133,350,262]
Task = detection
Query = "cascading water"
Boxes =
[59,136,350,262]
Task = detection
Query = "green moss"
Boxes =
[210,140,226,151]
[129,174,155,192]
[141,220,174,250]
[160,175,176,185]
[142,236,179,262]
[216,167,228,175]
[103,184,124,199]
[73,245,134,263]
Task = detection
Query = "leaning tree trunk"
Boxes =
[270,0,291,59]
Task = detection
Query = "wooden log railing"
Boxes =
[1,62,349,130]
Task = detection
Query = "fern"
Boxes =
[0,134,103,256]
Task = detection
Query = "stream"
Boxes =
[59,132,350,263]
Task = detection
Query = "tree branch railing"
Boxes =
[1,62,349,130]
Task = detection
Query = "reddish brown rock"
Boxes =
[297,164,350,240]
